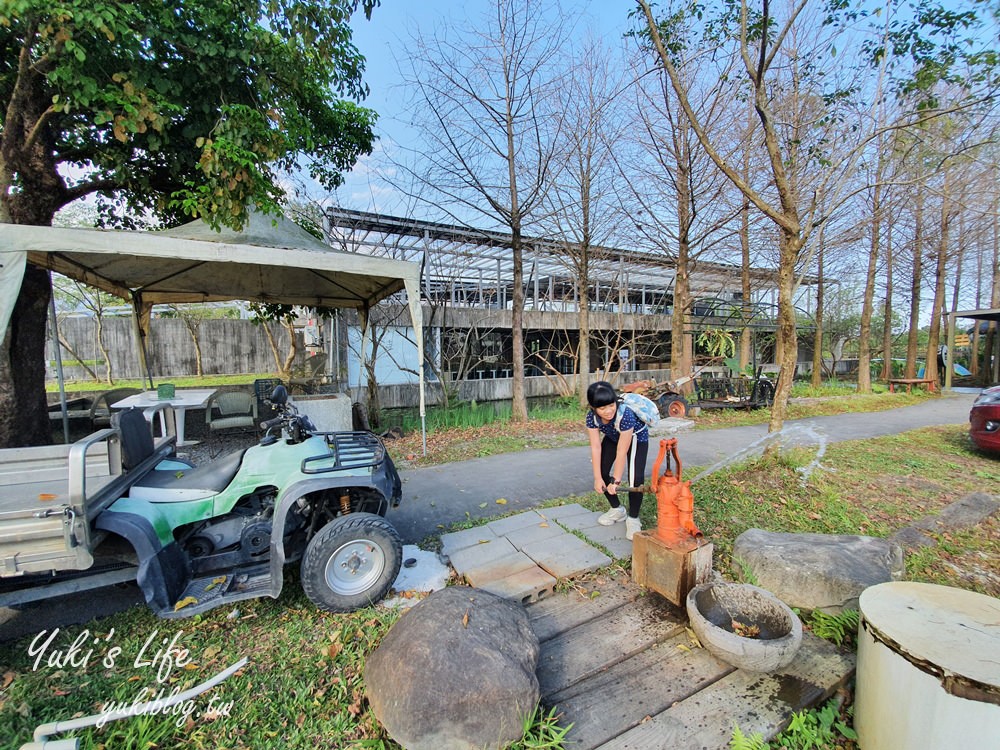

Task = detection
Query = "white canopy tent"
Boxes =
[0,212,427,448]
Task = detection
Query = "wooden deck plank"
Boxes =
[528,576,643,643]
[598,633,856,749]
[549,632,735,750]
[536,596,686,698]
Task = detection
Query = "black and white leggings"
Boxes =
[600,436,648,518]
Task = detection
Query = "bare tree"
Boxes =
[636,0,995,431]
[541,34,627,406]
[400,0,563,422]
[620,37,742,394]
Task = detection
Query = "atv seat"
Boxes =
[128,449,248,503]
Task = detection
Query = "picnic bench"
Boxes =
[888,377,936,393]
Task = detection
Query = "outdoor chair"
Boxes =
[90,387,142,429]
[205,391,257,437]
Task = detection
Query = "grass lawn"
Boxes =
[2,392,996,749]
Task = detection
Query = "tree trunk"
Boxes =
[262,323,283,375]
[882,225,894,383]
[577,249,591,408]
[925,176,951,385]
[858,181,882,393]
[95,315,113,386]
[811,241,825,388]
[671,153,693,392]
[0,266,53,447]
[905,189,924,379]
[768,230,801,436]
[510,233,528,421]
[281,318,298,377]
[184,320,204,377]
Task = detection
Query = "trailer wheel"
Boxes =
[657,394,689,418]
[300,512,402,612]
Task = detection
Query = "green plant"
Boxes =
[510,705,572,749]
[697,329,737,358]
[732,557,760,585]
[780,701,857,749]
[807,609,860,648]
[730,724,769,749]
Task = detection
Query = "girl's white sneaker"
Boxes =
[625,517,642,540]
[598,506,627,525]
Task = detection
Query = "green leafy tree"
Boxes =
[0,0,378,447]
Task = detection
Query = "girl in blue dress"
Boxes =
[585,381,648,540]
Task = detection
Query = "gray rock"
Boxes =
[733,528,904,614]
[364,586,540,750]
[889,492,999,549]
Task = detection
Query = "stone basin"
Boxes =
[686,581,803,672]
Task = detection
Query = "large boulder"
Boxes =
[733,529,904,613]
[365,586,540,750]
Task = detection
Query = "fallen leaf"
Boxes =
[1,672,14,690]
[52,688,70,696]
[174,596,198,611]
[684,627,703,649]
[462,609,470,628]
[539,522,549,528]
[328,642,343,660]
[496,498,507,505]
[478,502,488,508]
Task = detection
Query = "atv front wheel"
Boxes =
[300,513,402,612]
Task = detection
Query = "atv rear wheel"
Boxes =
[300,513,402,612]
[657,394,689,418]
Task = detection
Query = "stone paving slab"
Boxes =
[478,565,558,604]
[440,525,499,561]
[462,550,538,588]
[572,522,634,561]
[553,509,607,532]
[487,510,550,536]
[523,533,612,579]
[446,535,516,573]
[504,521,568,551]
[440,507,634,606]
[537,503,595,522]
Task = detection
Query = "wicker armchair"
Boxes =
[205,391,257,436]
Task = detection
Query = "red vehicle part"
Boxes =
[969,385,1000,454]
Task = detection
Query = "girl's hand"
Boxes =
[606,480,619,496]
[594,478,606,494]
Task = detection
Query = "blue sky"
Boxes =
[336,0,639,215]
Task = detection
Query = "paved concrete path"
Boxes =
[392,391,977,543]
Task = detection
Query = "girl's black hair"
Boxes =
[587,381,618,408]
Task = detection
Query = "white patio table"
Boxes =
[112,388,218,447]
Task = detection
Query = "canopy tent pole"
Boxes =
[48,290,70,443]
[131,292,155,390]
[357,304,370,420]
[403,277,427,456]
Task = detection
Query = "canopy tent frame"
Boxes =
[944,308,1000,389]
[0,212,427,453]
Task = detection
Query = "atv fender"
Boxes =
[95,511,188,612]
[268,476,396,597]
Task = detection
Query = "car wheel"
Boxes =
[300,512,402,612]
[657,394,689,418]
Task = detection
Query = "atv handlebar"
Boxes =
[259,415,284,431]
